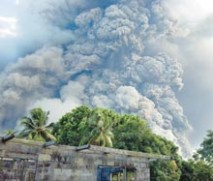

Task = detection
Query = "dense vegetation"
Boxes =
[197,129,213,165]
[51,106,183,180]
[180,159,213,181]
[17,106,213,180]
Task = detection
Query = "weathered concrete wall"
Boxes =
[0,138,151,181]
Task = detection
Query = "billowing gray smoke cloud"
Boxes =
[0,0,191,156]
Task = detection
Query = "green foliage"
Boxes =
[19,108,56,142]
[180,130,213,181]
[112,114,178,155]
[113,114,149,151]
[112,114,182,181]
[16,106,213,180]
[150,160,181,181]
[52,105,91,146]
[52,106,181,180]
[86,108,117,147]
[197,129,213,165]
[53,106,118,147]
[180,159,213,181]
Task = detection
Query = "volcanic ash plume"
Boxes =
[0,0,192,156]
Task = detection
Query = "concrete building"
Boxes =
[0,137,169,181]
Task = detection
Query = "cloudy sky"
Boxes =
[0,0,213,155]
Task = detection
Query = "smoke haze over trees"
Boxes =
[1,0,213,157]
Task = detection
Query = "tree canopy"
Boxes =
[52,106,118,147]
[15,106,213,181]
[19,108,56,142]
[52,105,182,180]
[197,129,213,165]
[180,159,213,181]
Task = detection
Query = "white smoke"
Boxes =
[0,0,193,156]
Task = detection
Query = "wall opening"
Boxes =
[97,165,136,181]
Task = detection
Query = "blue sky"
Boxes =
[0,0,213,154]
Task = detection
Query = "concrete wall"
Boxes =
[0,138,150,181]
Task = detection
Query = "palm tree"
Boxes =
[87,109,114,147]
[19,108,56,142]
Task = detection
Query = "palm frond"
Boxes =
[19,108,55,142]
[18,129,31,138]
[46,122,55,129]
[20,117,35,130]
